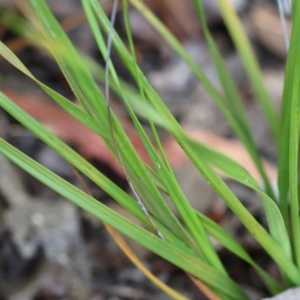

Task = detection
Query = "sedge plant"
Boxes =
[0,0,299,299]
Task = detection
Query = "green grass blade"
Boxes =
[0,5,39,41]
[0,41,113,143]
[198,213,283,295]
[0,139,248,300]
[259,193,291,259]
[0,6,145,120]
[191,0,275,199]
[285,1,300,267]
[179,137,300,284]
[184,136,261,190]
[278,2,300,230]
[121,0,173,176]
[0,92,136,223]
[215,0,279,144]
[184,135,291,259]
[30,0,109,127]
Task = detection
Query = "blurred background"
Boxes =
[0,0,289,299]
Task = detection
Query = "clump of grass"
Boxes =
[0,0,299,299]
